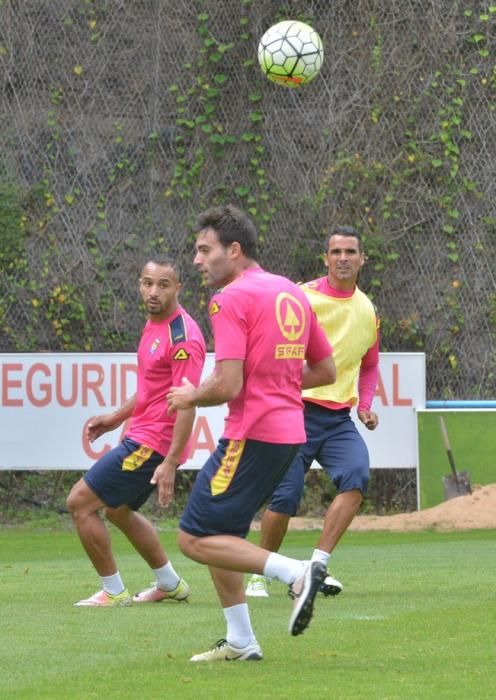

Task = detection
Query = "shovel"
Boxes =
[438,415,472,500]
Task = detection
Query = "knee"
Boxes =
[65,479,99,522]
[178,530,202,562]
[334,463,369,496]
[66,481,84,518]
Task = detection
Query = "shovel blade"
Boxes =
[443,471,471,500]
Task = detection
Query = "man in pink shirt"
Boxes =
[246,225,379,599]
[167,204,336,662]
[67,259,206,607]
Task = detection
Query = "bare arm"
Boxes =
[167,359,244,411]
[86,393,137,442]
[302,355,336,391]
[150,406,196,507]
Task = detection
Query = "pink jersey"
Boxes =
[209,267,332,443]
[126,306,206,460]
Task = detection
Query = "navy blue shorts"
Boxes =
[83,437,163,510]
[269,403,370,516]
[180,438,300,538]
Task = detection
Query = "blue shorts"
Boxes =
[83,437,163,510]
[180,438,300,538]
[269,402,370,516]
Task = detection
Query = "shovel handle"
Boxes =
[438,415,459,484]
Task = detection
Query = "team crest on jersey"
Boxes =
[149,338,161,354]
[173,348,190,360]
[275,293,305,341]
[209,301,220,316]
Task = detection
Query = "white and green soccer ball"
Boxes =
[258,20,324,88]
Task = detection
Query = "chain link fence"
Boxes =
[1,0,495,400]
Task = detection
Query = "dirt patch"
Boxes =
[251,484,496,532]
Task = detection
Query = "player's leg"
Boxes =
[246,453,305,596]
[105,505,189,602]
[190,566,263,662]
[66,476,131,606]
[67,438,165,606]
[312,409,369,594]
[179,438,326,654]
[66,477,116,575]
[317,488,364,554]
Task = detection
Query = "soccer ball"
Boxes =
[258,20,324,88]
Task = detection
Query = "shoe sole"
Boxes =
[289,562,326,636]
[132,593,190,603]
[320,583,343,597]
[227,651,263,661]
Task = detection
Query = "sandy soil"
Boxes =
[251,484,496,532]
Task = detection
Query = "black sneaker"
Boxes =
[320,573,343,597]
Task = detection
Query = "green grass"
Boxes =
[1,526,495,699]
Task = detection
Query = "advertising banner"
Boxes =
[0,352,425,470]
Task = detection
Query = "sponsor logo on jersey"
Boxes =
[173,348,190,360]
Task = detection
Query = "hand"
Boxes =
[357,409,378,431]
[166,377,196,413]
[150,459,177,507]
[86,414,121,442]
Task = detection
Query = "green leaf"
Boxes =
[249,111,263,123]
[214,74,227,84]
[235,185,250,197]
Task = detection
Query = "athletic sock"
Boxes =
[153,561,180,591]
[263,552,306,585]
[311,548,330,567]
[101,571,125,596]
[224,603,256,649]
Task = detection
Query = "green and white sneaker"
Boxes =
[245,574,271,597]
[133,578,190,603]
[190,638,263,662]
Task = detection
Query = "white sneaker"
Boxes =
[288,561,326,636]
[320,573,343,597]
[245,574,271,597]
[190,638,263,662]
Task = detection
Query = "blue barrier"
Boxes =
[426,400,496,409]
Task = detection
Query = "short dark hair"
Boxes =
[143,257,181,281]
[326,225,362,252]
[194,204,258,260]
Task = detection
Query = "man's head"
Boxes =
[324,225,365,290]
[139,258,181,320]
[193,204,259,288]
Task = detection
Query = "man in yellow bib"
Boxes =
[246,226,379,598]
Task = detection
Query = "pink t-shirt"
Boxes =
[209,267,332,443]
[126,306,206,459]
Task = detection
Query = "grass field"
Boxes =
[1,525,495,699]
